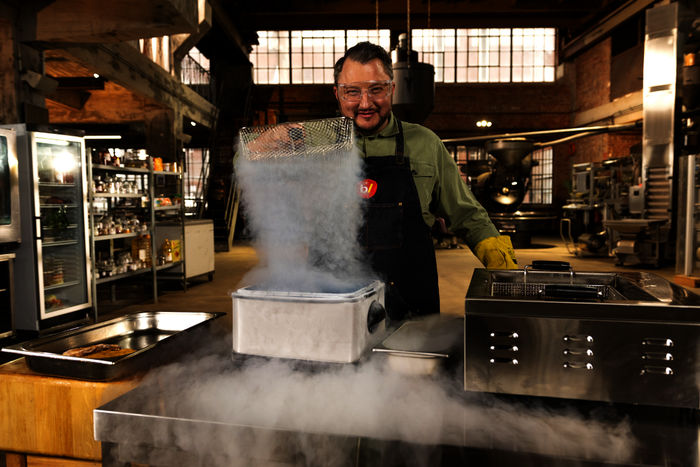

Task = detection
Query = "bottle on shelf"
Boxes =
[131,234,152,268]
[162,237,173,263]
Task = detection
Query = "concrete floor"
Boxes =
[116,235,695,320]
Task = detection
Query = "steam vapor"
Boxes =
[235,144,370,293]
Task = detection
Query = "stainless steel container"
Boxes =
[232,280,386,363]
[2,311,224,380]
[373,314,462,376]
[464,261,700,408]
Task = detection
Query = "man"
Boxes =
[333,41,517,319]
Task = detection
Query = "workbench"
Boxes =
[0,358,141,466]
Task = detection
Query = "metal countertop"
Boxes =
[94,317,698,467]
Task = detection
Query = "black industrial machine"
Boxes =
[460,137,557,248]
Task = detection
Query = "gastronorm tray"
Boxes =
[2,311,224,381]
[372,314,463,376]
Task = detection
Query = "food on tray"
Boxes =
[62,343,135,359]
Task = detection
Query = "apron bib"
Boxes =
[359,120,440,320]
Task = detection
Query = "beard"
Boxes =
[336,97,392,136]
[353,108,391,135]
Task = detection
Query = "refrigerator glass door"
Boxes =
[0,135,10,226]
[33,133,91,319]
[0,128,20,243]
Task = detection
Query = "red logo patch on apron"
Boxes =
[358,179,378,199]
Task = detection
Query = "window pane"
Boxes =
[544,67,555,82]
[456,51,467,67]
[544,51,555,66]
[463,67,474,82]
[280,69,290,83]
[533,67,544,82]
[512,51,522,66]
[500,51,510,66]
[534,51,544,66]
[512,66,522,82]
[303,68,313,83]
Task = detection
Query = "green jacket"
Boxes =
[355,113,499,250]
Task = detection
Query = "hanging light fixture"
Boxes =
[390,0,435,123]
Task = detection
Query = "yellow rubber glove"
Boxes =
[474,235,518,269]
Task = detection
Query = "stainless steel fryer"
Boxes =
[232,280,386,363]
[464,261,700,408]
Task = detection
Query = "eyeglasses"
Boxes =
[337,80,392,102]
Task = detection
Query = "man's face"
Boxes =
[334,58,394,135]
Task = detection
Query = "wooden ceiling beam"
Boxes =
[172,0,213,64]
[56,42,217,127]
[34,0,200,43]
[46,89,91,110]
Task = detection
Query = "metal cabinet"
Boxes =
[156,219,214,282]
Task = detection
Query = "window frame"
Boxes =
[412,27,557,84]
[251,30,391,85]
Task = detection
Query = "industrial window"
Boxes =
[524,147,553,204]
[183,148,209,217]
[251,30,391,84]
[412,28,556,83]
[181,47,210,85]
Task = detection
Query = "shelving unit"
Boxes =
[87,155,185,317]
[0,254,15,340]
[151,167,186,289]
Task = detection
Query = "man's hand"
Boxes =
[245,123,305,156]
[474,235,518,269]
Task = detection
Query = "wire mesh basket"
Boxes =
[238,117,354,161]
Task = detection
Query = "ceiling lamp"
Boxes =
[390,0,435,123]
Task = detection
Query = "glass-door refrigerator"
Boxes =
[6,125,91,332]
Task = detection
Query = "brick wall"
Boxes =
[575,37,612,112]
[255,81,573,138]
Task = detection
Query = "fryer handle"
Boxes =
[527,261,572,272]
[543,284,602,300]
[367,301,386,333]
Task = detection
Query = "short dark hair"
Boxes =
[334,41,393,84]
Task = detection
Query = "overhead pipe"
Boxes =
[441,121,642,145]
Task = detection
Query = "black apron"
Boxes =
[359,120,440,320]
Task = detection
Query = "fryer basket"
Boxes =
[238,117,354,161]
